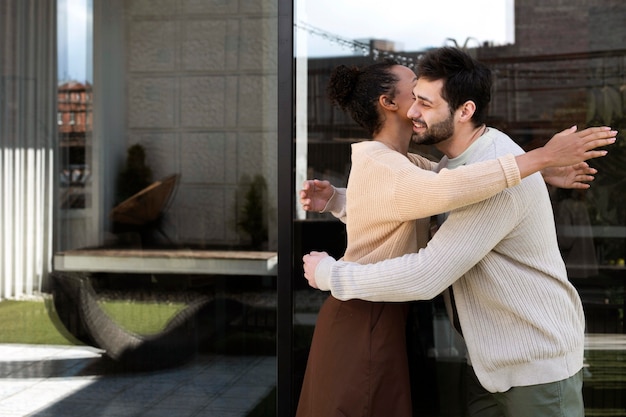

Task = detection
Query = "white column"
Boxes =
[0,0,56,298]
[294,0,308,220]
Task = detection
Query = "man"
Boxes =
[302,47,617,417]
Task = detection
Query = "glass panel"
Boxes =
[293,1,625,416]
[5,0,276,415]
[58,0,93,222]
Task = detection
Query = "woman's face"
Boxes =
[389,65,418,124]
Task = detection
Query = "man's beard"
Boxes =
[411,113,455,146]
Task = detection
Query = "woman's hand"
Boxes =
[299,179,334,212]
[541,126,617,167]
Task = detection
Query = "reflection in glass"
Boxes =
[293,1,626,415]
[50,1,279,415]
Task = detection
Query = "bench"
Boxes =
[53,249,278,276]
[49,248,279,370]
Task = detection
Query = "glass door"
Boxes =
[291,1,626,416]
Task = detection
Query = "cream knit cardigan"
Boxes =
[316,128,585,393]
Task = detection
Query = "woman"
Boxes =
[296,59,610,417]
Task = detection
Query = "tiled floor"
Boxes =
[1,335,624,417]
[0,344,275,417]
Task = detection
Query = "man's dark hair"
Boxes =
[417,47,492,126]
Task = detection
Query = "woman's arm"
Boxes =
[299,126,616,221]
[514,126,615,178]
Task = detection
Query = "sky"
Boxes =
[57,0,514,80]
[296,0,514,57]
[57,0,92,83]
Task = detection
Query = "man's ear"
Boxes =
[458,100,476,121]
[379,95,398,110]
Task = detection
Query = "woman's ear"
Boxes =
[379,95,398,111]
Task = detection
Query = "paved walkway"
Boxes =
[0,344,275,417]
[0,335,624,416]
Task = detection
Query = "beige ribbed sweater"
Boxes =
[335,140,520,265]
[316,129,586,393]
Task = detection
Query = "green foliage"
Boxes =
[238,174,268,249]
[115,144,153,204]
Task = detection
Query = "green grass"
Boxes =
[0,298,186,345]
[0,300,71,345]
[98,299,187,335]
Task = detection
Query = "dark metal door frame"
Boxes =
[277,0,295,415]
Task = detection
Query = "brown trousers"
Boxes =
[296,296,412,417]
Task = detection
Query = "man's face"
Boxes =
[407,78,455,146]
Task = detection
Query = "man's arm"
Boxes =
[305,191,518,302]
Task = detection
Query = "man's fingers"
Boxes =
[303,251,323,263]
[584,149,610,160]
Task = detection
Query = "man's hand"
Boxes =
[299,179,334,212]
[542,162,597,189]
[303,251,330,289]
